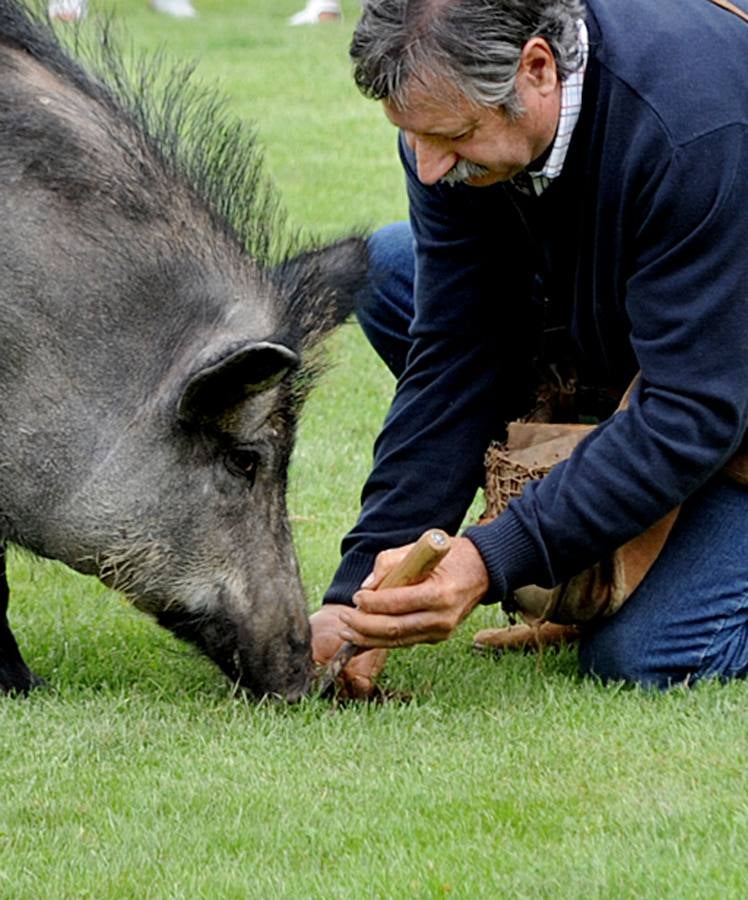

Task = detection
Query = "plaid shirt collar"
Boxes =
[513,18,589,197]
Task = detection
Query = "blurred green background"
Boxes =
[1,3,746,898]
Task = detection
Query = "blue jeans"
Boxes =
[359,221,748,688]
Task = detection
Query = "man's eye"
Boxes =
[451,130,473,142]
[224,447,260,485]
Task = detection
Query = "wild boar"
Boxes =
[0,0,367,699]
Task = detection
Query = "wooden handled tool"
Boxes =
[316,528,451,697]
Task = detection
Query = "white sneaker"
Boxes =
[150,0,197,18]
[49,0,87,21]
[289,0,342,25]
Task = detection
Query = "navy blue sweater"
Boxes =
[325,0,748,605]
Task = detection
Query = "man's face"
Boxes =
[382,38,561,188]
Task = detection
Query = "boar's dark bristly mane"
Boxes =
[1,2,283,253]
[0,0,360,369]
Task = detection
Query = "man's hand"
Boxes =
[310,604,388,697]
[337,536,490,649]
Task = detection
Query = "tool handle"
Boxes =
[317,529,451,696]
[377,528,451,589]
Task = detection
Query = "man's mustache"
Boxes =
[438,159,493,186]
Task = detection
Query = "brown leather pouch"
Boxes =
[509,506,679,624]
[482,384,746,626]
[722,451,748,486]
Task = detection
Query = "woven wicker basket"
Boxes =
[481,419,597,522]
[483,441,553,520]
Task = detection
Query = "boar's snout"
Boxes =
[232,609,314,702]
[157,591,314,702]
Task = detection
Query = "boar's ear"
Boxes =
[177,341,299,426]
[274,236,369,345]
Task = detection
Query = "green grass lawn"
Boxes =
[2,2,747,897]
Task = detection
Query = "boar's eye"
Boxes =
[224,446,260,485]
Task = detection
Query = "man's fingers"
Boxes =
[353,583,443,615]
[340,625,449,649]
[334,537,488,653]
[311,605,389,697]
[342,648,388,695]
[340,607,455,647]
[363,544,413,590]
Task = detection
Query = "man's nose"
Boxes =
[410,135,458,185]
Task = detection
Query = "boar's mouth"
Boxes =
[156,606,313,701]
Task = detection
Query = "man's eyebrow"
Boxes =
[426,127,470,137]
[412,121,477,138]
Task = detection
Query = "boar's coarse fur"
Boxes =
[0,0,368,699]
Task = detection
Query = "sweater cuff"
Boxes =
[322,550,376,607]
[463,508,544,605]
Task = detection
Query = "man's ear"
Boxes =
[519,37,559,96]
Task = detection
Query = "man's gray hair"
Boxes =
[350,0,586,117]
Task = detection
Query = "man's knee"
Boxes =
[579,480,748,689]
[579,625,660,687]
[578,604,748,689]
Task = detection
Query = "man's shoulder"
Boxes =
[587,0,748,144]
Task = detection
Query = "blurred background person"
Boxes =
[150,0,196,16]
[49,0,197,22]
[289,0,342,25]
